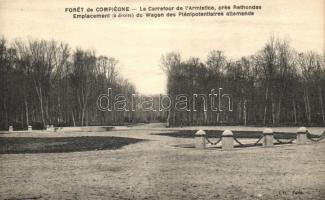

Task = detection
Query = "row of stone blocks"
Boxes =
[8,125,55,132]
[195,127,308,150]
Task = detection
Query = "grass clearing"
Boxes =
[0,128,324,199]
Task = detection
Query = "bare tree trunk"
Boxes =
[306,91,311,123]
[4,98,8,128]
[45,99,49,125]
[277,99,281,124]
[243,99,247,126]
[272,101,275,125]
[250,88,257,124]
[319,87,325,123]
[39,92,46,128]
[190,111,193,124]
[24,98,29,126]
[71,111,76,126]
[203,103,208,125]
[292,100,297,124]
[81,108,85,126]
[86,110,89,126]
[303,89,311,123]
[34,78,46,128]
[21,104,24,129]
[173,110,176,124]
[304,93,308,121]
[216,113,220,124]
[238,102,241,122]
[36,86,46,129]
[263,87,269,125]
[57,96,61,124]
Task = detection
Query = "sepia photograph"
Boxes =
[0,0,324,199]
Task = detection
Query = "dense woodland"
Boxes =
[0,37,165,130]
[162,37,325,126]
[0,36,324,130]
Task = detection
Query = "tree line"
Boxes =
[1,36,324,129]
[162,37,325,126]
[0,37,165,130]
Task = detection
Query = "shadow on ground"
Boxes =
[0,136,146,154]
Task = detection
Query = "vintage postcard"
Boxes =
[0,0,324,199]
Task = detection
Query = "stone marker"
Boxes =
[28,125,32,132]
[9,126,13,132]
[46,125,50,130]
[296,127,307,145]
[195,130,206,149]
[222,129,234,150]
[263,128,274,147]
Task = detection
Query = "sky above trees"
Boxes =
[0,0,323,94]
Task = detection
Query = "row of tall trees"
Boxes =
[162,37,325,126]
[0,37,165,130]
[1,36,323,129]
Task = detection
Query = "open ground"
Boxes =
[0,124,324,200]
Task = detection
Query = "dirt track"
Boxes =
[0,126,324,199]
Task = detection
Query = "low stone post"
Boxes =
[195,130,206,149]
[28,125,32,132]
[263,128,274,147]
[50,125,54,132]
[222,130,234,150]
[296,127,307,145]
[46,125,50,131]
[9,126,13,132]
